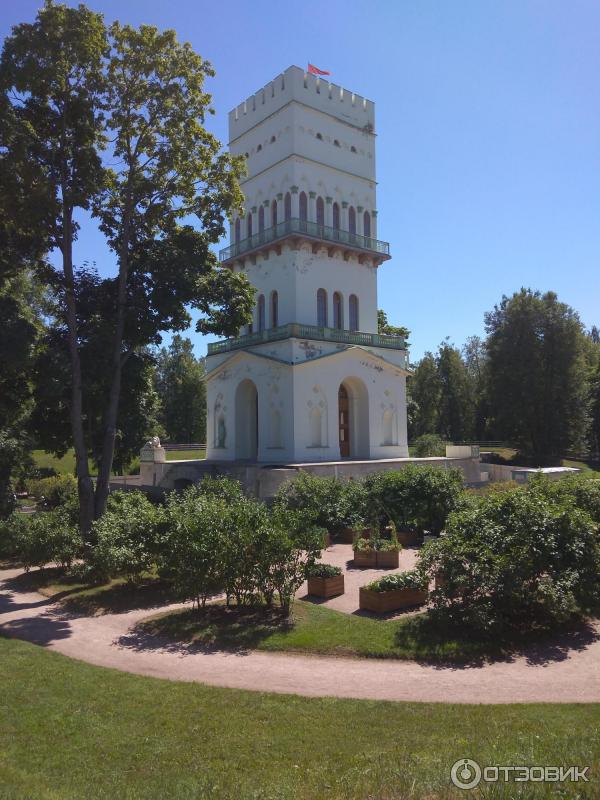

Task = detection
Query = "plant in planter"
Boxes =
[359,570,428,613]
[306,563,344,598]
[374,521,401,568]
[352,536,377,567]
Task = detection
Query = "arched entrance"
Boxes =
[338,378,369,459]
[235,379,258,460]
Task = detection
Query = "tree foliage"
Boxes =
[154,336,206,443]
[485,289,590,462]
[0,3,253,531]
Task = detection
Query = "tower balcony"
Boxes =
[207,322,405,356]
[219,218,391,265]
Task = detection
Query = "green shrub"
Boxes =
[352,536,373,552]
[0,513,29,559]
[159,488,229,608]
[15,509,82,571]
[274,473,367,533]
[412,434,446,458]
[364,466,464,535]
[306,563,342,578]
[418,488,600,633]
[25,474,77,509]
[196,475,245,502]
[528,475,600,525]
[91,491,162,582]
[367,570,427,592]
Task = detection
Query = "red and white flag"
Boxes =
[308,63,331,76]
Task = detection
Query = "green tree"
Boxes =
[0,273,44,515]
[0,1,107,531]
[408,352,441,438]
[462,335,489,440]
[485,289,590,463]
[436,340,475,441]
[1,4,254,532]
[377,309,410,339]
[155,336,206,443]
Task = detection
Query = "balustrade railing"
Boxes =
[207,322,405,355]
[219,218,390,261]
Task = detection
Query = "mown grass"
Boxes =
[30,447,205,478]
[138,598,598,665]
[22,567,598,664]
[0,636,599,799]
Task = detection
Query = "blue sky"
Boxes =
[2,0,599,361]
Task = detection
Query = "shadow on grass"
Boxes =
[2,567,177,617]
[392,613,600,668]
[119,604,294,656]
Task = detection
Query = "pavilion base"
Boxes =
[110,454,483,501]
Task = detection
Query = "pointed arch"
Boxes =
[363,210,371,238]
[284,191,291,222]
[332,202,340,231]
[246,212,252,238]
[349,294,359,331]
[299,191,308,222]
[333,291,343,330]
[316,196,325,226]
[348,206,356,235]
[270,290,279,328]
[258,205,265,233]
[257,294,265,332]
[234,218,241,243]
[271,199,277,227]
[317,288,328,327]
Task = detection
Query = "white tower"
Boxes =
[205,66,409,463]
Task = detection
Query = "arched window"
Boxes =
[333,292,343,330]
[332,202,340,231]
[350,145,357,153]
[299,191,308,221]
[284,192,291,222]
[257,295,265,332]
[234,218,241,243]
[316,132,323,140]
[333,139,340,147]
[349,294,359,331]
[363,210,371,238]
[271,199,277,228]
[258,205,264,233]
[246,212,252,238]
[316,196,325,226]
[270,290,279,328]
[348,206,356,235]
[317,288,328,327]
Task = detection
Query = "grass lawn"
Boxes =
[138,597,596,665]
[21,568,598,664]
[0,636,599,799]
[30,447,206,479]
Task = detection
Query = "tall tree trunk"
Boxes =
[61,205,95,535]
[93,207,132,519]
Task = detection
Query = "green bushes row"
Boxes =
[275,465,464,536]
[89,479,324,616]
[0,508,82,571]
[418,482,600,633]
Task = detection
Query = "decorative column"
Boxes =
[290,186,299,218]
[308,191,316,222]
[341,201,349,231]
[325,196,333,227]
[356,205,364,236]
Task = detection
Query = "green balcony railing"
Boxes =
[219,218,390,262]
[207,323,405,356]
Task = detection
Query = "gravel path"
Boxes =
[2,562,600,704]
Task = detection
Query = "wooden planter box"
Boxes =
[375,550,400,569]
[353,550,377,568]
[307,574,345,598]
[359,586,428,614]
[397,530,423,547]
[339,527,372,544]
